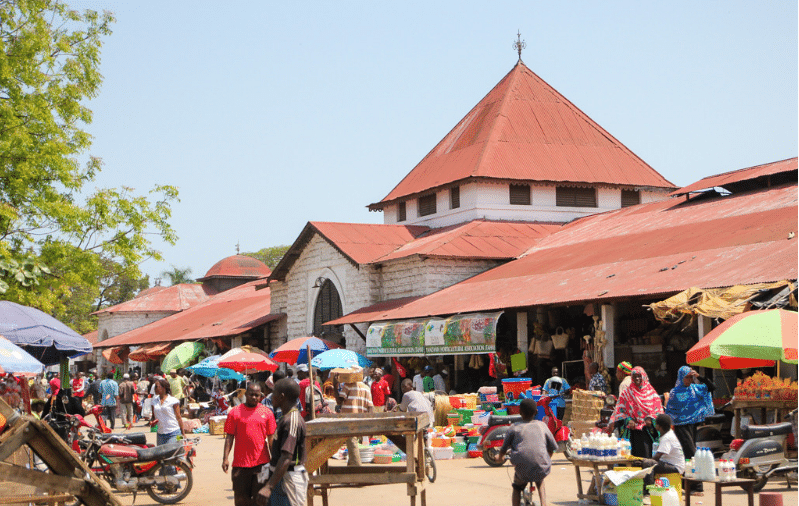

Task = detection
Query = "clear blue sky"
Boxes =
[78,2,798,283]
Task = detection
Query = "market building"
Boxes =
[94,255,279,374]
[265,58,685,377]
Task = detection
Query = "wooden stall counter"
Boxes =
[566,456,633,504]
[305,411,430,506]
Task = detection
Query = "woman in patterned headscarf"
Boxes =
[665,366,715,461]
[609,367,663,458]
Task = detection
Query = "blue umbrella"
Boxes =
[0,301,91,365]
[310,349,372,371]
[187,355,245,381]
[0,336,44,374]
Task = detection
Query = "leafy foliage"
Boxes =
[0,1,177,332]
[243,245,290,269]
[161,266,193,286]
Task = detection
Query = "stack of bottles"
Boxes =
[575,433,630,461]
[684,448,737,481]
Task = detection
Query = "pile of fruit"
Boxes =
[734,371,798,400]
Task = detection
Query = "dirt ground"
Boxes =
[111,424,798,506]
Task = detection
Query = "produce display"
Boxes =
[734,372,798,400]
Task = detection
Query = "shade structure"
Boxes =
[686,309,798,369]
[101,346,130,365]
[310,349,372,371]
[161,342,205,374]
[0,301,91,365]
[269,336,342,365]
[218,352,278,374]
[0,336,44,374]
[128,342,173,362]
[186,355,245,381]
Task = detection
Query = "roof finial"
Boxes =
[235,241,240,255]
[513,30,526,63]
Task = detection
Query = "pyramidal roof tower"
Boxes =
[369,43,675,228]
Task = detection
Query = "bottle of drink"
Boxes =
[685,459,692,478]
[728,459,737,481]
[581,434,589,460]
[690,457,696,479]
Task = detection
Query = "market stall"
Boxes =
[305,411,430,506]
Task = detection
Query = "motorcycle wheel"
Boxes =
[739,469,769,493]
[145,461,193,504]
[482,447,505,467]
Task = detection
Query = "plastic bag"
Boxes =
[141,397,152,419]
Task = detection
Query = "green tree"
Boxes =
[161,266,193,286]
[0,1,178,331]
[244,245,290,269]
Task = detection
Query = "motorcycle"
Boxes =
[72,428,198,504]
[721,408,797,492]
[539,395,571,455]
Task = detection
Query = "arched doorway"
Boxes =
[313,279,344,344]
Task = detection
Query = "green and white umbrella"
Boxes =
[161,342,205,373]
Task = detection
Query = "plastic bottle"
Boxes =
[684,460,692,478]
[690,457,696,479]
[663,487,679,506]
[728,459,736,481]
[580,434,589,460]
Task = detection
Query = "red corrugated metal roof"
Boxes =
[97,280,281,347]
[270,222,430,281]
[370,62,675,209]
[94,283,215,315]
[671,157,798,196]
[83,330,99,345]
[197,255,271,280]
[373,220,562,263]
[332,181,797,324]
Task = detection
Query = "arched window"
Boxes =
[313,279,343,340]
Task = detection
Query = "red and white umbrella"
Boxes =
[218,352,278,374]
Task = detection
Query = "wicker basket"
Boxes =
[209,417,227,435]
[571,389,605,421]
[332,367,363,383]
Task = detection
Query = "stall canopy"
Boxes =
[128,342,173,362]
[365,312,502,357]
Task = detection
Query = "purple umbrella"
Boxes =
[0,301,91,365]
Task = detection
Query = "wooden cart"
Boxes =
[305,412,430,506]
[0,399,120,506]
[731,399,795,438]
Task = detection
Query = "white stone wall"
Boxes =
[270,234,504,353]
[382,182,672,227]
[95,311,175,372]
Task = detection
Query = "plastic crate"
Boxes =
[504,402,521,415]
[430,446,453,460]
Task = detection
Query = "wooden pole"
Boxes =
[308,344,315,420]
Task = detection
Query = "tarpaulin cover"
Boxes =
[649,281,794,324]
[0,301,91,365]
[366,312,503,357]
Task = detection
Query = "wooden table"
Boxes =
[683,477,755,506]
[305,412,430,506]
[566,457,632,504]
[731,399,795,438]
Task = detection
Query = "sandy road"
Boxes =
[111,425,797,506]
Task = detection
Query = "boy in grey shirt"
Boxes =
[496,398,557,506]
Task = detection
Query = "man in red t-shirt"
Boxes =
[381,366,395,400]
[222,383,277,506]
[371,369,391,412]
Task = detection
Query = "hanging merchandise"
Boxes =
[533,336,553,360]
[552,327,570,349]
